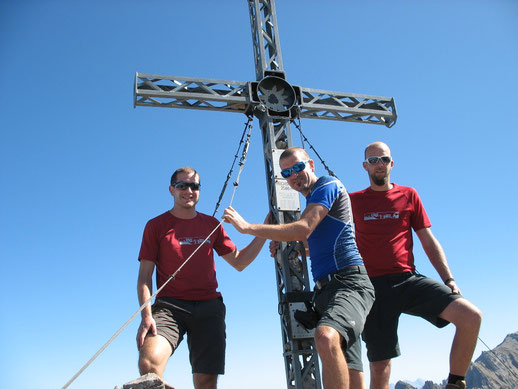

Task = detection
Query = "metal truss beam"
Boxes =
[258,115,321,389]
[135,74,397,127]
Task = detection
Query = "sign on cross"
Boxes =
[134,1,397,388]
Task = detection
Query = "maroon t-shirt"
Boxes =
[138,211,236,300]
[349,184,431,277]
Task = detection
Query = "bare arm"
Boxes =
[136,259,157,349]
[222,236,267,271]
[223,203,329,242]
[416,227,460,294]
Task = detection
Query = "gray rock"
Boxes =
[122,373,165,389]
[395,381,417,389]
[466,331,518,389]
[422,381,442,389]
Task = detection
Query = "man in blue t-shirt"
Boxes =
[224,147,374,389]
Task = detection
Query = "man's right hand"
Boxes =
[136,315,157,350]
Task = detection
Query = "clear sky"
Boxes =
[1,1,517,388]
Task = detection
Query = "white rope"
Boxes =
[62,126,252,389]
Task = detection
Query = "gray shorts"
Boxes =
[363,272,463,362]
[151,297,226,375]
[313,265,375,371]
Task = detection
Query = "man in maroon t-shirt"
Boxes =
[349,142,482,389]
[136,166,266,389]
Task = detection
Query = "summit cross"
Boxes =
[134,1,397,388]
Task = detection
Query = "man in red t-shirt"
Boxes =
[349,142,482,389]
[136,166,266,389]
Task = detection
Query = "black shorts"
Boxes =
[313,265,375,371]
[362,272,463,362]
[151,296,226,375]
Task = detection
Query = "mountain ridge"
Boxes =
[393,331,518,389]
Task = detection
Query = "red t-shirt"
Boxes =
[349,184,431,277]
[138,211,236,300]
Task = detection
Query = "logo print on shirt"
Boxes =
[179,237,211,245]
[364,211,399,221]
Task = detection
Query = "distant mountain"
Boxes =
[393,331,518,389]
[466,331,518,388]
[395,380,441,389]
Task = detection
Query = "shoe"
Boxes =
[445,380,466,389]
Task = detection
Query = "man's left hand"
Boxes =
[445,278,461,294]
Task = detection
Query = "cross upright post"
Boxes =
[134,1,397,388]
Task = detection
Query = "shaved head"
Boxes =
[364,141,391,159]
[363,141,394,190]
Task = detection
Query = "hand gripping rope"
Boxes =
[62,116,254,389]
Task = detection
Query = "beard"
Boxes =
[370,172,388,186]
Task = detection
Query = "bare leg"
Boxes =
[193,373,218,389]
[138,334,173,378]
[315,325,349,389]
[369,359,391,389]
[349,369,366,389]
[439,299,482,376]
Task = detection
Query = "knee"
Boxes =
[314,326,342,356]
[464,304,482,331]
[138,352,157,375]
[194,373,218,389]
[370,359,391,375]
[138,341,169,376]
[449,300,482,331]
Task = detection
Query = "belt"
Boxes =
[315,265,364,290]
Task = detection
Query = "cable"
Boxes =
[213,116,253,216]
[292,117,337,179]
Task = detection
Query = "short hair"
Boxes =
[279,147,309,161]
[170,167,200,186]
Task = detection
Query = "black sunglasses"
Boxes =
[172,181,201,191]
[365,156,392,165]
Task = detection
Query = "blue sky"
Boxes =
[1,1,517,388]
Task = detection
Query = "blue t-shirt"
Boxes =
[306,176,364,281]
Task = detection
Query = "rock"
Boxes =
[422,381,442,389]
[122,373,165,389]
[395,381,417,389]
[465,331,518,389]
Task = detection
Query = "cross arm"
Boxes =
[134,73,251,114]
[297,87,397,127]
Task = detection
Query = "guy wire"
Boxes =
[213,115,253,216]
[293,117,337,179]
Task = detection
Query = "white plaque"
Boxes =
[275,179,300,211]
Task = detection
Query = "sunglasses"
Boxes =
[365,156,392,165]
[172,181,201,191]
[281,160,309,178]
